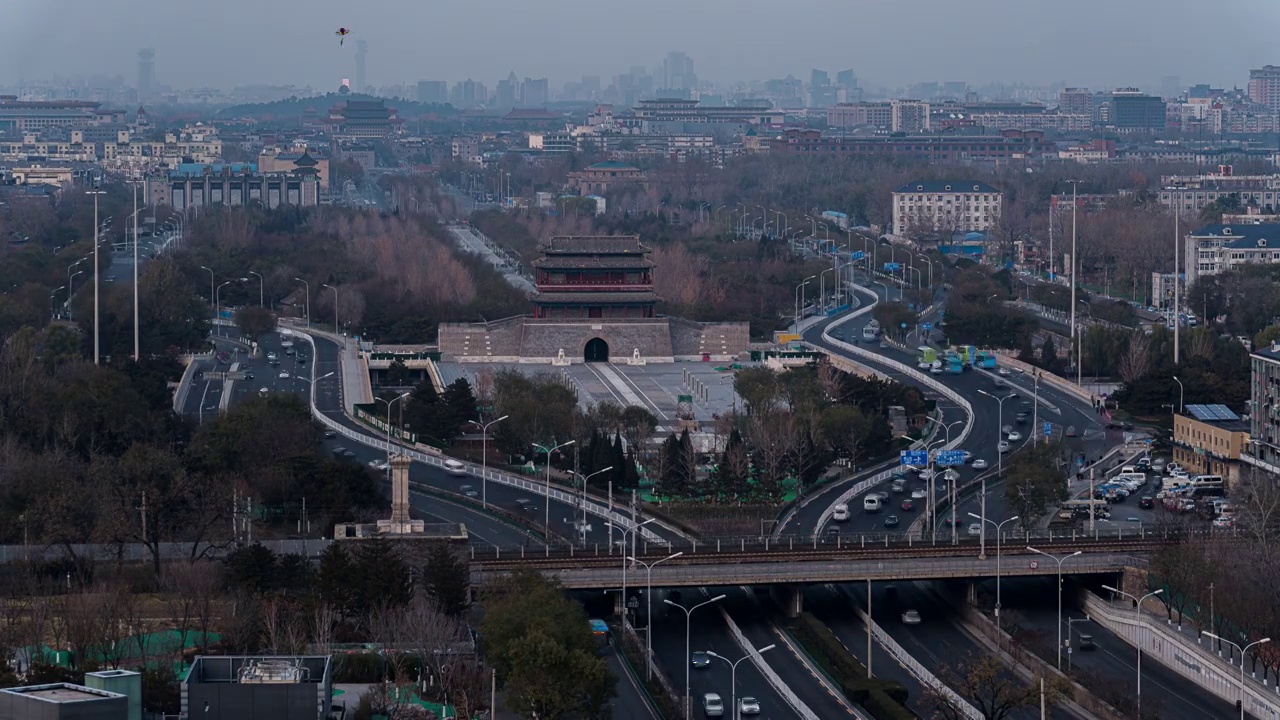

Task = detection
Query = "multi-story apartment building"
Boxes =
[890,100,930,133]
[144,162,320,210]
[1248,65,1280,112]
[1058,88,1094,117]
[1160,167,1280,215]
[891,180,1003,238]
[1249,341,1280,468]
[826,100,929,132]
[1184,224,1280,287]
[629,99,783,126]
[770,129,1049,162]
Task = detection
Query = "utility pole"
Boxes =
[140,491,148,544]
[1066,180,1081,384]
[1174,208,1181,365]
[88,187,106,365]
[132,181,140,361]
[232,488,239,544]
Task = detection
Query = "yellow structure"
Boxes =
[1173,407,1250,485]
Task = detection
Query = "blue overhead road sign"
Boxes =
[900,450,927,466]
[851,251,866,260]
[1044,422,1053,437]
[884,262,901,272]
[936,450,965,467]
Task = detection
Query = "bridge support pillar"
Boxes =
[771,585,805,618]
[965,581,978,607]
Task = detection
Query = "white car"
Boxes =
[278,371,289,379]
[443,459,468,476]
[863,496,882,513]
[930,365,944,375]
[901,609,922,625]
[972,459,989,470]
[998,441,1011,453]
[1007,431,1023,442]
[703,693,725,718]
[967,523,982,537]
[368,460,389,471]
[998,367,1011,376]
[738,697,760,716]
[911,488,927,500]
[832,504,850,522]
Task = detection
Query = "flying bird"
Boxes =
[335,27,351,46]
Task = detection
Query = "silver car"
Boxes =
[972,459,989,470]
[739,697,760,716]
[901,609,922,625]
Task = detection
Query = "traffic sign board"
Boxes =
[935,450,965,467]
[884,262,901,271]
[1043,422,1053,437]
[900,450,927,467]
[851,251,866,260]
[922,322,933,330]
[1029,560,1039,570]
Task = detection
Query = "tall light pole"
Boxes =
[1027,547,1081,669]
[1066,179,1081,384]
[374,392,412,477]
[1174,206,1181,365]
[1102,584,1165,719]
[467,415,508,509]
[664,593,726,719]
[572,466,614,545]
[707,644,776,720]
[977,389,1014,556]
[533,440,576,532]
[87,188,106,365]
[215,278,246,327]
[131,180,140,361]
[627,552,683,680]
[249,271,264,307]
[67,271,85,319]
[321,283,339,335]
[794,275,816,328]
[1204,632,1270,720]
[1173,375,1184,414]
[49,286,66,322]
[614,517,656,621]
[199,265,215,307]
[293,277,310,324]
[970,513,1018,622]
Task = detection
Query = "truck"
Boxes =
[862,319,881,342]
[944,351,964,374]
[955,345,977,368]
[917,346,938,369]
[975,350,998,369]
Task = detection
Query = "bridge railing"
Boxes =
[466,527,1203,563]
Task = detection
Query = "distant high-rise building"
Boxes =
[836,69,857,90]
[355,41,368,93]
[416,80,448,104]
[450,80,487,108]
[941,81,967,100]
[1248,65,1280,112]
[137,48,155,101]
[496,72,519,108]
[1109,88,1166,130]
[811,69,830,88]
[521,78,549,107]
[662,52,696,92]
[1059,87,1093,116]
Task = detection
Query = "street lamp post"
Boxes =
[1203,632,1270,720]
[321,284,339,335]
[970,513,1018,621]
[1028,547,1082,669]
[532,440,576,532]
[199,265,215,308]
[613,517,656,622]
[571,466,614,545]
[131,180,140,361]
[67,271,85,319]
[249,271,265,308]
[1173,375,1184,414]
[1103,585,1165,718]
[627,552,683,680]
[794,275,816,328]
[467,415,508,509]
[664,594,726,719]
[374,392,412,477]
[215,279,247,330]
[87,188,106,365]
[293,277,310,324]
[49,286,66,322]
[1067,179,1081,383]
[707,644,776,720]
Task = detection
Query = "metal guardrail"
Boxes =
[286,328,674,544]
[857,603,984,719]
[172,352,211,413]
[717,604,819,720]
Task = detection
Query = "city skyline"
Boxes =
[3,0,1279,93]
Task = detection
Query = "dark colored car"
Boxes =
[1139,496,1155,509]
[1078,634,1097,651]
[900,498,915,511]
[883,514,900,528]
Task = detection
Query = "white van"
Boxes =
[443,459,468,476]
[832,504,850,522]
[863,495,882,513]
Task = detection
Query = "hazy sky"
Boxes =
[3,0,1278,93]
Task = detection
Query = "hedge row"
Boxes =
[611,623,681,720]
[787,613,916,720]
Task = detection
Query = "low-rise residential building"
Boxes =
[1173,405,1251,486]
[1160,167,1280,215]
[891,180,1003,238]
[1184,224,1280,287]
[567,160,648,195]
[768,129,1050,162]
[1249,342,1280,471]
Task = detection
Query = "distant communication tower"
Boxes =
[137,48,155,101]
[354,40,368,93]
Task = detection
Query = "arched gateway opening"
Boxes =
[584,337,610,362]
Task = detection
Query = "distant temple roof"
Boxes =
[541,235,648,256]
[531,292,658,305]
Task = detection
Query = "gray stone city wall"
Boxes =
[668,317,751,360]
[519,321,674,362]
[438,317,524,361]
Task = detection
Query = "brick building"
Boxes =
[567,161,648,195]
[439,235,748,363]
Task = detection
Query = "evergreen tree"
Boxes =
[610,434,628,489]
[714,428,751,500]
[315,543,357,618]
[422,542,470,617]
[350,539,414,616]
[440,378,478,439]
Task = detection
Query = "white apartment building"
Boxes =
[891,180,1002,237]
[1185,224,1280,288]
[1161,168,1280,215]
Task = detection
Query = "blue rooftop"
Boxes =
[1191,224,1280,249]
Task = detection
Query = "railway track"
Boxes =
[470,536,1167,570]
